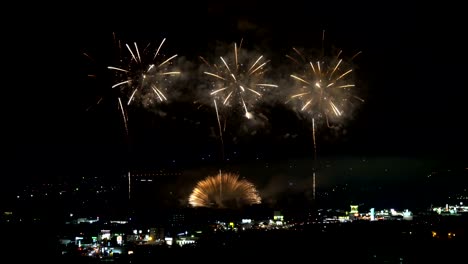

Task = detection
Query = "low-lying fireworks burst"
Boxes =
[189,171,261,208]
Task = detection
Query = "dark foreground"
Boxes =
[4,219,467,263]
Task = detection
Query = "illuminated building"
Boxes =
[175,235,197,246]
[432,203,468,216]
[273,211,284,225]
[149,227,165,242]
[169,212,185,232]
[349,205,359,220]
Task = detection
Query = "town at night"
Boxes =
[3,1,466,263]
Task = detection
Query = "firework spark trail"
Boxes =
[153,38,166,60]
[214,99,225,160]
[312,117,317,160]
[188,172,261,208]
[312,116,317,200]
[83,52,95,63]
[118,97,128,135]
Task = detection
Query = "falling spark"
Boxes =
[127,89,137,105]
[211,87,228,95]
[160,71,181,75]
[158,54,178,68]
[353,95,365,102]
[134,42,141,63]
[108,66,128,73]
[112,80,131,88]
[290,74,311,85]
[214,99,224,160]
[204,72,226,80]
[126,44,137,62]
[118,97,128,135]
[153,38,166,59]
[351,51,362,60]
[312,117,317,160]
[256,84,279,87]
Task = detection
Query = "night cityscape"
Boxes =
[3,2,467,263]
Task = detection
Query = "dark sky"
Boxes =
[3,1,467,191]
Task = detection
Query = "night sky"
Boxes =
[3,2,466,196]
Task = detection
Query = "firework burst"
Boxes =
[286,46,362,127]
[188,171,261,208]
[201,41,277,160]
[286,31,363,200]
[202,40,278,121]
[108,37,181,107]
[83,34,181,136]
